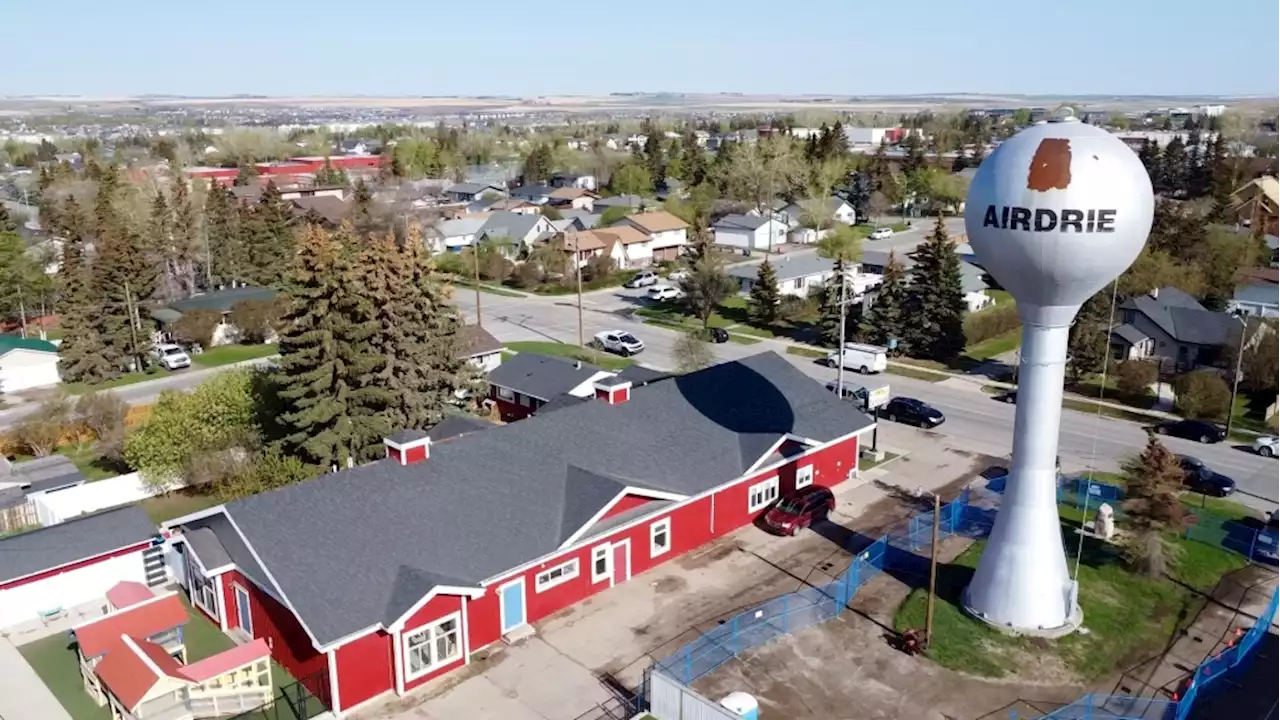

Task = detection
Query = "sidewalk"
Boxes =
[0,638,72,720]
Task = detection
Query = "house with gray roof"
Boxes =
[0,505,162,629]
[860,248,994,313]
[713,214,787,253]
[1119,287,1246,370]
[444,183,505,203]
[1227,267,1278,318]
[477,212,557,257]
[159,352,877,715]
[486,352,613,421]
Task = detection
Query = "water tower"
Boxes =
[962,111,1154,634]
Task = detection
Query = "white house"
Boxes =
[444,183,505,203]
[713,214,787,254]
[430,216,490,253]
[0,336,60,393]
[459,325,504,373]
[477,212,558,257]
[861,249,993,313]
[615,211,689,262]
[599,225,653,268]
[550,173,598,192]
[728,255,883,299]
[779,197,857,229]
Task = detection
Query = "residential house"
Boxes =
[0,505,163,630]
[0,455,86,533]
[713,214,787,254]
[486,352,615,421]
[1118,287,1242,370]
[0,335,59,393]
[547,187,596,212]
[477,212,558,258]
[1109,324,1156,361]
[458,325,504,373]
[860,249,993,312]
[1229,176,1278,236]
[508,184,556,205]
[550,173,597,191]
[291,196,352,227]
[1228,267,1279,318]
[779,197,857,229]
[550,217,586,234]
[428,216,491,253]
[552,226,652,270]
[160,353,876,717]
[728,255,881,299]
[593,195,646,211]
[552,231,609,269]
[614,211,689,262]
[467,197,538,215]
[560,209,603,229]
[445,183,505,203]
[151,287,281,347]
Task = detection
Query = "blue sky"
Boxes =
[4,0,1277,97]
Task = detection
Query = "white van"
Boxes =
[825,343,888,374]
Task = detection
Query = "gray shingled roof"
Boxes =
[180,513,276,594]
[184,527,232,570]
[1111,323,1150,346]
[729,255,836,283]
[447,182,501,196]
[614,364,672,386]
[487,352,603,401]
[715,214,771,231]
[594,195,644,209]
[1121,288,1237,346]
[220,352,874,645]
[426,414,497,443]
[458,325,503,359]
[0,505,157,584]
[479,212,543,243]
[2,455,86,492]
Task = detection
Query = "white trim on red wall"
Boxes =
[327,649,341,714]
[557,486,689,550]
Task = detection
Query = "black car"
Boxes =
[994,390,1017,404]
[879,397,945,428]
[1155,419,1226,444]
[704,327,729,344]
[1178,455,1236,496]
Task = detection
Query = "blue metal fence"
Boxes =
[653,490,991,686]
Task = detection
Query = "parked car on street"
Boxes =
[704,327,729,344]
[994,390,1017,403]
[1154,419,1225,444]
[666,269,691,283]
[647,284,684,301]
[869,227,894,240]
[825,343,888,374]
[763,486,835,536]
[624,270,660,288]
[879,397,945,428]
[153,343,192,371]
[1177,455,1236,496]
[592,330,645,356]
[1252,435,1278,458]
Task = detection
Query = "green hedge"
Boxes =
[964,303,1020,346]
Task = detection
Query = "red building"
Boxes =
[163,352,875,716]
[183,155,383,186]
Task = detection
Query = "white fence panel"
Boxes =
[30,472,179,526]
[648,670,736,720]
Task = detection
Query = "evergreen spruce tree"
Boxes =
[350,179,377,237]
[55,203,113,383]
[205,183,246,286]
[1206,133,1233,223]
[147,190,177,299]
[1157,137,1188,197]
[0,203,16,233]
[904,216,966,361]
[858,252,909,353]
[245,182,296,286]
[747,259,781,326]
[1136,138,1159,178]
[170,178,197,295]
[818,257,848,347]
[92,164,156,372]
[275,224,386,467]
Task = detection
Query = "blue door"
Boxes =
[500,580,525,632]
[234,585,253,634]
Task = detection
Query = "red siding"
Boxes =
[404,445,428,464]
[402,595,466,692]
[386,446,403,464]
[221,570,329,703]
[334,630,394,712]
[490,389,536,421]
[0,542,150,590]
[599,493,657,521]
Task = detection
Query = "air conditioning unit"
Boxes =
[847,468,858,482]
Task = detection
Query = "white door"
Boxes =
[234,585,252,634]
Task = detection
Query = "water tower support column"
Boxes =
[963,313,1082,635]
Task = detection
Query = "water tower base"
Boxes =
[960,587,1084,639]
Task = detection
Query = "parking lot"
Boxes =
[373,429,1009,720]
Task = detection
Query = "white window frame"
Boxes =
[534,559,580,593]
[232,584,253,635]
[747,477,779,513]
[649,518,671,558]
[795,464,814,489]
[402,611,463,683]
[591,545,611,583]
[496,386,515,401]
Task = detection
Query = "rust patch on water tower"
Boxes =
[1026,138,1072,192]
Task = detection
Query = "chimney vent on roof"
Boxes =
[593,378,634,405]
[384,430,432,465]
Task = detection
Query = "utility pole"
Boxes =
[576,248,585,349]
[1225,312,1248,438]
[925,492,941,649]
[124,281,144,372]
[472,246,483,329]
[16,286,28,339]
[836,265,848,398]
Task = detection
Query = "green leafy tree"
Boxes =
[858,252,909,352]
[124,370,259,487]
[678,256,735,330]
[314,157,349,186]
[747,259,780,326]
[599,205,633,226]
[12,395,72,457]
[0,203,17,233]
[274,224,385,468]
[673,331,715,374]
[904,216,966,361]
[815,224,863,263]
[1115,359,1158,397]
[171,309,224,348]
[0,231,41,326]
[1173,369,1231,420]
[230,297,287,344]
[610,163,653,197]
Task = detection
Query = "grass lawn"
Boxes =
[504,341,633,372]
[63,369,167,395]
[57,443,129,481]
[141,489,224,525]
[861,451,901,471]
[1179,494,1261,524]
[451,278,526,298]
[20,597,304,720]
[1229,393,1276,436]
[786,346,828,360]
[894,535,1206,680]
[988,290,1014,307]
[885,363,949,382]
[193,344,278,368]
[965,330,1020,362]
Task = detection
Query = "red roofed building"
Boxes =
[105,580,153,611]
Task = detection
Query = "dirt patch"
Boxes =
[652,577,687,594]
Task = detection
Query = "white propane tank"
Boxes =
[719,691,760,720]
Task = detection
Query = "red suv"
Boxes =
[763,486,836,536]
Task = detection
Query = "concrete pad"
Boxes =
[0,638,72,720]
[3,598,108,645]
[479,637,612,719]
[411,675,546,720]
